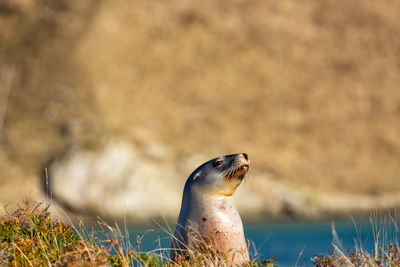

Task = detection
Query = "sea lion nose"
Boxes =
[242,153,249,161]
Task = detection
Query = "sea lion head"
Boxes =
[186,153,250,196]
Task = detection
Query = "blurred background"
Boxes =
[1,0,400,224]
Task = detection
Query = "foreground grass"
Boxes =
[0,202,108,266]
[312,245,400,267]
[312,215,400,267]
[0,202,276,266]
[2,202,400,266]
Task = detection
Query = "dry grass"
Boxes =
[0,202,276,266]
[3,201,400,266]
[313,245,400,267]
[312,214,400,267]
[0,201,108,266]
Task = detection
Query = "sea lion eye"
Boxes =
[193,173,200,181]
[212,159,223,168]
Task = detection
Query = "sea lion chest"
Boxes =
[182,196,247,253]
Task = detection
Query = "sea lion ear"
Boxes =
[193,172,200,181]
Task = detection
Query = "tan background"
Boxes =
[0,0,399,218]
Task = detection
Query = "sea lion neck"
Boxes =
[182,186,234,210]
[188,184,233,199]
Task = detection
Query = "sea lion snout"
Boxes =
[238,153,250,172]
[231,153,250,166]
[225,153,250,179]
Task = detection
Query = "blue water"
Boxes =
[243,220,375,266]
[119,218,394,266]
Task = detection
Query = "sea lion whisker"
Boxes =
[227,165,239,178]
[225,168,231,178]
[232,165,238,175]
[232,166,237,176]
[216,170,226,179]
[234,165,240,175]
[211,173,223,187]
[228,166,236,178]
[215,170,228,184]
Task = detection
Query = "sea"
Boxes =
[119,217,399,267]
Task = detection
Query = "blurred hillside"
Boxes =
[0,1,400,219]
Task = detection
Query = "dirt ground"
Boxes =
[1,0,400,208]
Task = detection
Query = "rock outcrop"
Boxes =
[50,140,400,222]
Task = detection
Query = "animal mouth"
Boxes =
[225,163,249,179]
[239,164,249,171]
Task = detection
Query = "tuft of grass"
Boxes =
[7,201,400,267]
[98,218,277,266]
[0,201,108,266]
[312,214,400,267]
[0,201,277,266]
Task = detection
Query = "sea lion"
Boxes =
[170,153,250,266]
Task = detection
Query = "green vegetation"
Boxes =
[0,202,276,266]
[2,201,400,266]
[0,202,107,266]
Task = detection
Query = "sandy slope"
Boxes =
[0,0,400,217]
